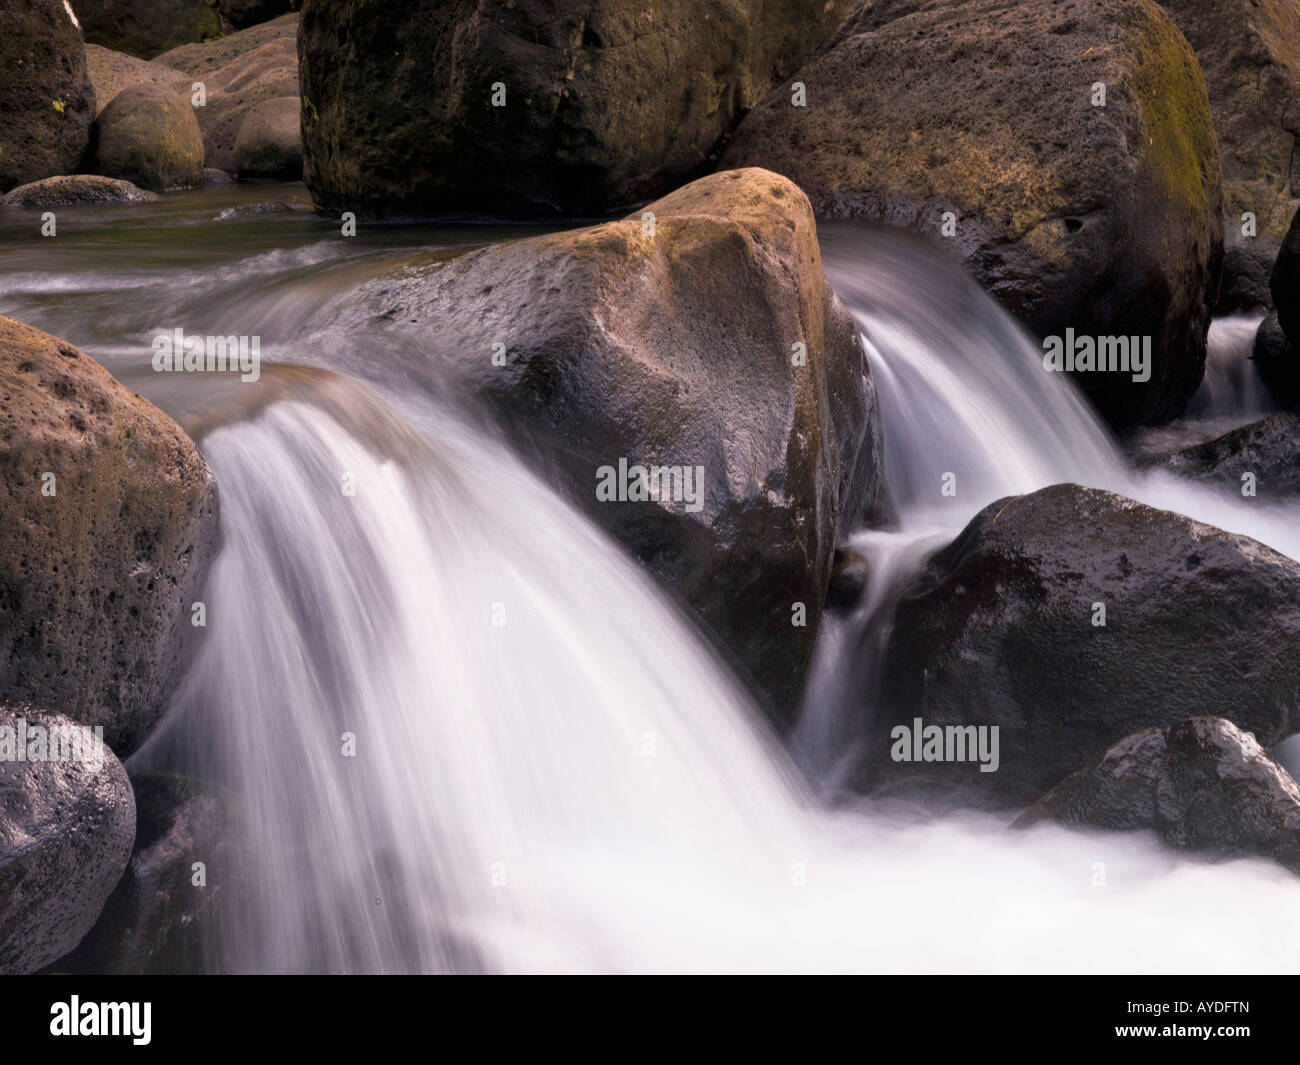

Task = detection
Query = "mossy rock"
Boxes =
[722,0,1225,429]
[92,81,205,191]
[70,0,224,60]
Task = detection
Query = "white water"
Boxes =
[118,221,1300,974]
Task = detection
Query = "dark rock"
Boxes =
[93,82,205,191]
[862,484,1300,807]
[826,547,870,611]
[218,0,296,30]
[0,174,159,209]
[1015,717,1300,876]
[299,0,850,217]
[360,169,886,723]
[157,14,298,174]
[0,704,135,975]
[70,0,223,60]
[1152,413,1300,497]
[232,96,301,180]
[0,1,96,193]
[213,200,291,220]
[1253,311,1300,407]
[0,317,220,756]
[721,0,1224,430]
[53,772,232,974]
[203,167,236,185]
[1159,0,1300,311]
[1272,207,1300,348]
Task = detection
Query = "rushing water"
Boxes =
[4,188,1300,973]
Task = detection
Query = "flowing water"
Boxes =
[3,188,1300,973]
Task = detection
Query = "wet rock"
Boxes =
[861,484,1300,807]
[0,317,220,755]
[92,82,205,191]
[156,14,298,175]
[1158,0,1300,311]
[1152,413,1300,498]
[826,547,870,611]
[232,96,301,180]
[722,0,1224,429]
[0,174,159,209]
[70,0,224,60]
[1272,207,1300,348]
[53,772,232,974]
[0,0,97,193]
[84,43,191,116]
[0,704,135,975]
[203,167,236,185]
[299,0,850,217]
[361,169,886,723]
[1253,311,1300,407]
[1015,717,1300,877]
[213,200,291,220]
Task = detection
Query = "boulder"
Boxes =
[84,43,190,116]
[93,82,205,191]
[53,772,232,974]
[1253,311,1300,407]
[721,0,1224,429]
[0,317,220,755]
[0,174,159,209]
[1152,413,1300,498]
[70,0,223,60]
[299,0,851,217]
[1272,207,1300,347]
[0,704,135,975]
[360,169,886,722]
[1156,0,1300,312]
[861,484,1300,806]
[233,96,302,179]
[156,14,298,175]
[0,0,97,193]
[219,0,296,30]
[1015,717,1300,876]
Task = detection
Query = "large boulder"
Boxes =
[359,169,886,721]
[1151,413,1300,498]
[0,0,97,193]
[156,14,298,175]
[0,174,159,209]
[1254,311,1300,406]
[1272,207,1300,347]
[84,43,190,116]
[92,82,205,191]
[0,317,220,755]
[299,0,851,217]
[53,772,232,974]
[0,704,135,975]
[721,0,1224,430]
[1156,0,1300,312]
[1016,717,1300,877]
[232,95,301,179]
[860,484,1300,807]
[70,0,223,60]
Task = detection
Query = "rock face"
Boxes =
[157,14,298,175]
[0,174,159,209]
[84,43,190,116]
[0,704,135,975]
[862,484,1300,806]
[722,0,1224,429]
[362,169,886,721]
[299,0,850,217]
[0,317,220,756]
[219,0,296,30]
[232,96,302,179]
[1254,312,1300,406]
[54,772,231,974]
[93,82,206,191]
[1153,413,1300,498]
[0,0,97,193]
[70,0,223,60]
[1156,0,1300,312]
[1016,717,1300,876]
